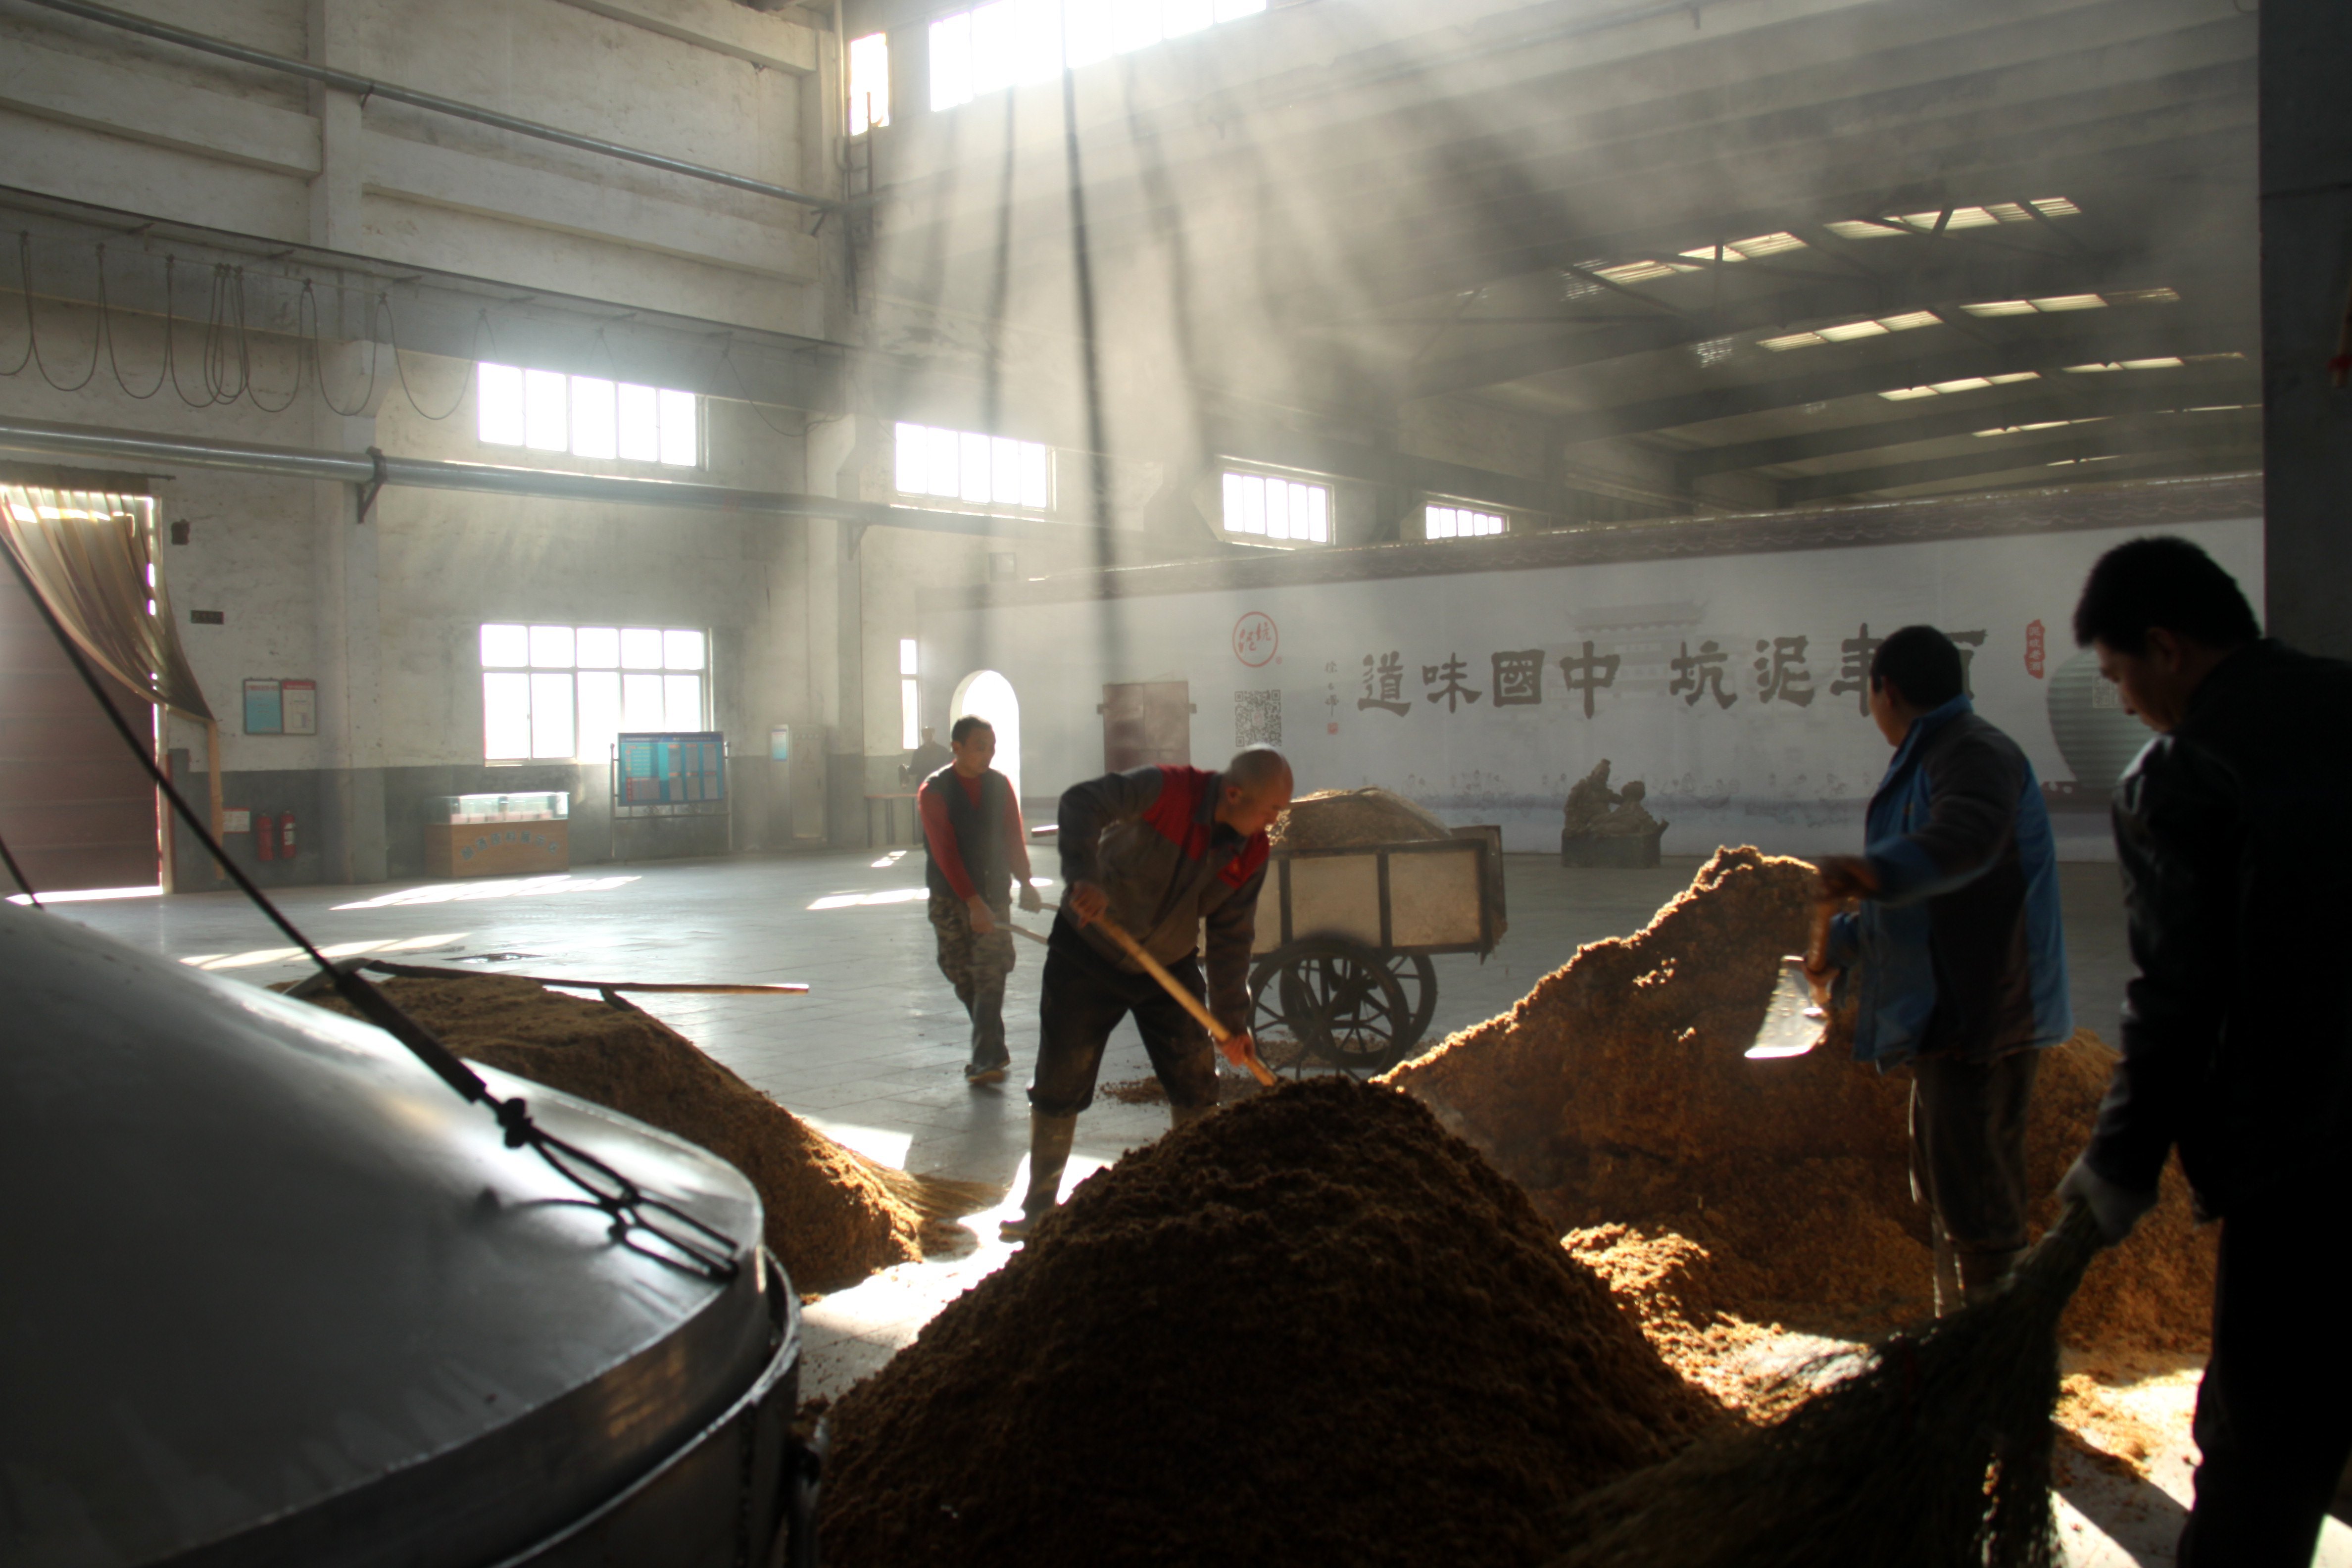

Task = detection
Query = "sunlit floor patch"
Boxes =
[870,849,909,869]
[332,875,638,910]
[6,883,163,907]
[183,932,465,970]
[808,887,931,911]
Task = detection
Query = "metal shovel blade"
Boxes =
[1745,956,1828,1059]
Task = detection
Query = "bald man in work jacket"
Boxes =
[1000,745,1294,1240]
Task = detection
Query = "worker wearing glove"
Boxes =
[918,716,1043,1085]
[1807,625,2072,1315]
[1001,746,1291,1240]
[2062,537,2352,1566]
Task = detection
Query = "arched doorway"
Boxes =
[950,670,1020,805]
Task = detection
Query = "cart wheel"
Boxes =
[1248,952,1316,1076]
[1272,938,1415,1077]
[1382,953,1439,1050]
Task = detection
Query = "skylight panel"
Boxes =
[1678,233,1809,264]
[1824,220,1906,240]
[1961,294,2108,317]
[2107,288,2181,306]
[1758,311,1940,351]
[1592,259,1700,284]
[1878,370,2040,400]
[2065,358,2185,374]
[2030,197,2080,217]
[1963,300,2039,318]
[1975,417,2107,437]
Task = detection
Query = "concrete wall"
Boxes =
[918,497,2265,861]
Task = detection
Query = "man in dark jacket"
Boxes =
[2056,536,2352,1565]
[918,716,1041,1085]
[1000,745,1292,1239]
[1810,625,2072,1313]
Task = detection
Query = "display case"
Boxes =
[430,792,569,824]
[423,792,571,878]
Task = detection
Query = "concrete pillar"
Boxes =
[305,0,365,252]
[311,342,388,885]
[808,415,864,843]
[2258,0,2352,656]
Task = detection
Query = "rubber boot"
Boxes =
[999,1113,1077,1242]
[1930,1217,1964,1319]
[1170,1100,1215,1131]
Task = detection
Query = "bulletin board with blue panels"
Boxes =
[613,732,727,812]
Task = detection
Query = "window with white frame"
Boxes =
[1221,470,1330,545]
[477,365,699,467]
[929,0,1266,112]
[480,623,708,762]
[1425,504,1506,540]
[849,32,890,134]
[899,637,921,749]
[893,422,1053,510]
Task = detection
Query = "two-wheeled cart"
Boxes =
[1248,826,1504,1077]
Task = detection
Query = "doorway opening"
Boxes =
[950,670,1021,804]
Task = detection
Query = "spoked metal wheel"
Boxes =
[1381,952,1439,1054]
[1260,937,1414,1077]
[1248,953,1317,1076]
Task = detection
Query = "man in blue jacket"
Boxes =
[1809,625,2072,1313]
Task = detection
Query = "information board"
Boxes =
[616,732,726,806]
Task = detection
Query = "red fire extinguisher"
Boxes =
[256,813,277,862]
[278,809,296,858]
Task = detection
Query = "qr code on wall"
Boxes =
[1234,689,1282,747]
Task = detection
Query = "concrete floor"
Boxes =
[62,846,2328,1568]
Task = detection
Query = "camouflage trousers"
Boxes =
[929,890,1017,1068]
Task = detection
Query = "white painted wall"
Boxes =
[920,514,2266,858]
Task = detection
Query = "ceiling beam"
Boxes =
[1405,253,2246,400]
[1774,411,2262,503]
[1555,313,2255,444]
[1674,370,2261,479]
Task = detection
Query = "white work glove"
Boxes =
[2058,1154,2159,1247]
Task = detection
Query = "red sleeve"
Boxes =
[1004,787,1032,882]
[919,781,978,899]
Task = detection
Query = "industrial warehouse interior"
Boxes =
[3,0,2349,1564]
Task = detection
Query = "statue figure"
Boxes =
[1560,760,1669,866]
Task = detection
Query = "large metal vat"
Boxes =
[0,903,814,1567]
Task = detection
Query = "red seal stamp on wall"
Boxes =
[1233,611,1278,667]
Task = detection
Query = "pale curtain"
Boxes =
[0,487,224,844]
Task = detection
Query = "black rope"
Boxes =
[0,531,738,1282]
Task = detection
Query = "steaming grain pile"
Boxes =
[1268,784,1456,849]
[817,1078,1718,1568]
[1379,847,2214,1378]
[306,974,988,1291]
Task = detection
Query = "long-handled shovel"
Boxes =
[1006,910,1278,1087]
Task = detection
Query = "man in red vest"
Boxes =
[918,715,1041,1085]
[1000,745,1292,1239]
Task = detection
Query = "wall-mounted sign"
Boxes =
[221,808,251,834]
[243,679,317,735]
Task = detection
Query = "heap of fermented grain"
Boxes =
[1269,785,1457,849]
[306,974,988,1291]
[816,1078,1717,1568]
[1379,847,2214,1390]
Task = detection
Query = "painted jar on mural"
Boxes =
[2046,648,2156,790]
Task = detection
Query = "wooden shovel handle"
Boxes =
[1091,916,1279,1088]
[1806,900,1835,971]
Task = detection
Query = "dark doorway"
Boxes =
[0,564,158,893]
[1100,681,1192,772]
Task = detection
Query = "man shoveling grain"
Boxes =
[2055,537,2352,1566]
[1000,745,1293,1240]
[1806,625,2073,1314]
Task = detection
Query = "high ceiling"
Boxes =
[861,0,2258,515]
